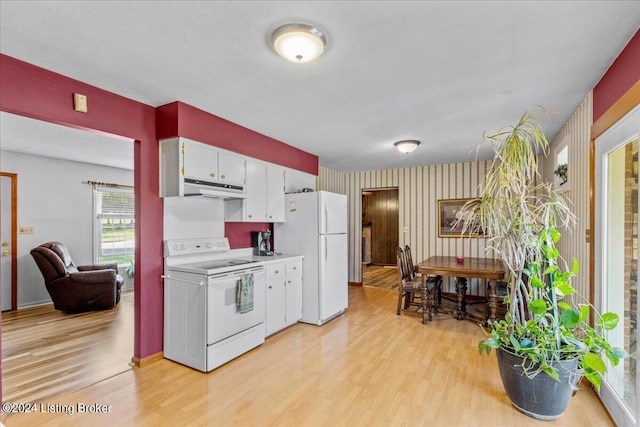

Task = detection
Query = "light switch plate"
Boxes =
[19,226,34,234]
[73,93,88,113]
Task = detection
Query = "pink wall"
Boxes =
[156,101,318,174]
[593,30,640,121]
[156,101,319,248]
[225,222,271,249]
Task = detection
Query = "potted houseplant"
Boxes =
[554,163,568,185]
[459,110,627,420]
[120,260,134,290]
[125,260,135,280]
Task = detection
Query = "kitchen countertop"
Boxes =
[251,254,303,264]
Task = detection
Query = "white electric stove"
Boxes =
[163,237,265,372]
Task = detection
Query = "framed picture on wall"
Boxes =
[437,198,483,237]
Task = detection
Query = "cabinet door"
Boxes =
[265,280,286,336]
[285,276,302,325]
[300,171,316,191]
[182,140,218,181]
[245,159,267,221]
[285,168,316,194]
[266,166,285,222]
[218,151,246,188]
[284,168,301,194]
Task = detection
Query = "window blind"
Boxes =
[96,188,134,217]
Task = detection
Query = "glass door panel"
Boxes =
[596,104,640,426]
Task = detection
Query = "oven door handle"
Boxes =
[161,275,204,286]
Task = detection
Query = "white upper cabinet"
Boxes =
[243,158,268,221]
[161,137,315,223]
[160,137,246,197]
[183,139,218,181]
[226,160,285,222]
[284,167,316,194]
[266,166,285,222]
[218,151,246,188]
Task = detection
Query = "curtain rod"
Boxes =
[85,180,133,189]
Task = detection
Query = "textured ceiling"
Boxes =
[1,1,639,172]
[0,112,133,170]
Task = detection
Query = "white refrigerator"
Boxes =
[274,191,348,325]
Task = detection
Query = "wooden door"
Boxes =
[1,172,17,311]
[362,189,399,265]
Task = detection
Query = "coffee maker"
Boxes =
[252,230,273,256]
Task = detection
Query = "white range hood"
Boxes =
[183,178,247,200]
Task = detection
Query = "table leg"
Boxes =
[427,282,436,322]
[487,280,498,324]
[455,276,468,320]
[421,279,428,324]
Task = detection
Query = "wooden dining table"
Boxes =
[414,256,507,323]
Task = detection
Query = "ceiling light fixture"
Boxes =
[394,140,421,154]
[271,23,327,63]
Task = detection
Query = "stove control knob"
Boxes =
[206,242,213,248]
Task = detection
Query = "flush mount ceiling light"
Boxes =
[394,140,421,154]
[271,23,327,63]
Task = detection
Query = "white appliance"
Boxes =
[162,237,265,372]
[274,191,348,325]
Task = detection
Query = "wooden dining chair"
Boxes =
[396,247,439,322]
[403,245,419,281]
[396,247,423,315]
[404,245,443,308]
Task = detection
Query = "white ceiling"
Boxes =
[1,1,639,172]
[0,112,133,170]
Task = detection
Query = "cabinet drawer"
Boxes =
[285,261,302,277]
[266,263,285,281]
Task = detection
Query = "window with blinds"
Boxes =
[94,186,135,266]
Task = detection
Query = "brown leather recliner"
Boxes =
[30,242,124,312]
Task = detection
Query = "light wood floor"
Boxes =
[362,264,398,289]
[3,286,614,426]
[2,292,133,404]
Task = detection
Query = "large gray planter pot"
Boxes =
[496,348,582,420]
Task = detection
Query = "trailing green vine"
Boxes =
[478,227,627,389]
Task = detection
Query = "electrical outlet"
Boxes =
[403,226,409,233]
[19,226,35,234]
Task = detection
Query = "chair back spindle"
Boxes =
[404,245,416,280]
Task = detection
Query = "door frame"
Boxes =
[591,81,640,316]
[594,104,639,427]
[1,172,17,311]
[361,187,399,267]
[590,81,640,425]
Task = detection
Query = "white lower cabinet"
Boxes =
[265,263,286,336]
[284,260,302,325]
[265,259,303,336]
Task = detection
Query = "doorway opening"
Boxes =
[0,112,135,404]
[361,188,399,289]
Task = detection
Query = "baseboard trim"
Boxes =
[131,351,164,368]
[349,282,363,286]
